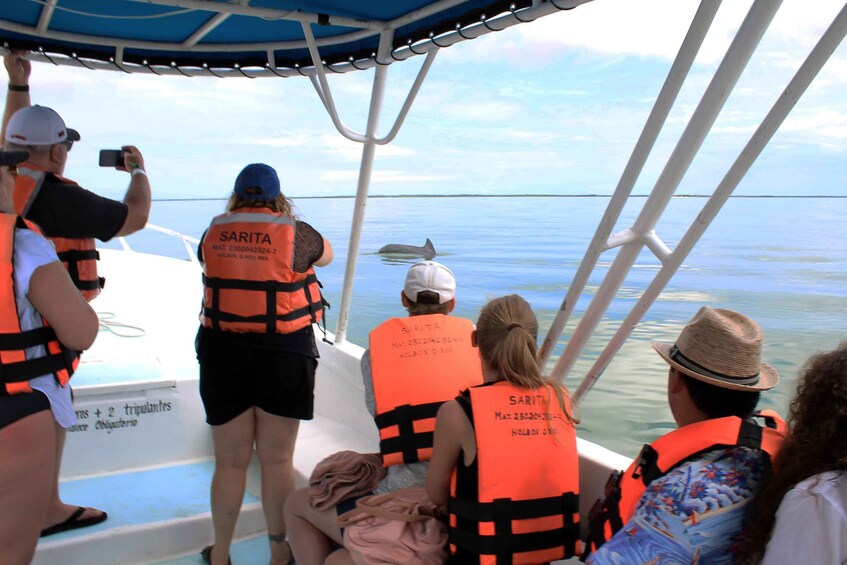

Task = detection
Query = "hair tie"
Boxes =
[507,323,522,332]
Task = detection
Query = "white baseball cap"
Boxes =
[403,261,456,304]
[5,105,80,145]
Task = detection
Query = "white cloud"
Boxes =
[13,0,847,199]
[319,169,453,183]
[320,134,416,162]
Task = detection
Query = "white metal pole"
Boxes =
[301,22,367,143]
[334,29,394,344]
[376,48,439,145]
[538,0,721,370]
[548,0,782,384]
[571,0,847,406]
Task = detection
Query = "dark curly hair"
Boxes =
[737,342,847,563]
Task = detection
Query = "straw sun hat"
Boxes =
[652,306,779,392]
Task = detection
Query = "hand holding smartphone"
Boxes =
[99,149,126,168]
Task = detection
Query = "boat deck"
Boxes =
[32,247,624,564]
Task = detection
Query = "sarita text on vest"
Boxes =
[399,320,442,334]
[217,230,272,244]
[509,393,549,406]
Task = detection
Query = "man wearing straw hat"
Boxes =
[586,307,787,564]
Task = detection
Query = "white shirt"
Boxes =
[762,470,847,565]
[13,227,76,428]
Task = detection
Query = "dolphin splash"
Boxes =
[378,238,436,259]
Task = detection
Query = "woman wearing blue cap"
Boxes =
[196,163,333,565]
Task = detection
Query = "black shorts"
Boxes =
[197,331,317,426]
[0,390,50,430]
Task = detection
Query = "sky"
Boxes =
[18,0,847,200]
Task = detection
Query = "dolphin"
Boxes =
[378,238,436,259]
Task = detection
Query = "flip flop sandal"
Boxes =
[40,506,108,537]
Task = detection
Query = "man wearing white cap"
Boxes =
[0,51,152,537]
[284,261,484,564]
[585,307,788,565]
[2,51,151,301]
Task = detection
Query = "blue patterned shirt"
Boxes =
[587,446,765,565]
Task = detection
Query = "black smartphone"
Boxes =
[99,149,125,167]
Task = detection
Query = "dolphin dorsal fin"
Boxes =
[424,238,434,251]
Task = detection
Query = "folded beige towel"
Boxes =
[309,451,387,511]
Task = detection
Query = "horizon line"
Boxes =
[151,193,847,202]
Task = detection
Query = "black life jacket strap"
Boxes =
[306,274,333,345]
[581,470,623,560]
[376,401,443,463]
[0,347,78,391]
[374,401,443,429]
[449,493,580,560]
[203,275,319,332]
[203,304,317,325]
[736,418,764,450]
[57,249,99,262]
[57,249,102,290]
[450,492,579,522]
[202,275,308,293]
[0,325,60,350]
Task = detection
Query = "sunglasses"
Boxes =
[53,139,73,152]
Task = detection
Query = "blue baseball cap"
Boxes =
[233,163,280,199]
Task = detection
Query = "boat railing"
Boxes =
[114,223,201,265]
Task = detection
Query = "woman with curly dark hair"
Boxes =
[739,343,847,564]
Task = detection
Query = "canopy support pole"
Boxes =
[333,29,392,344]
[571,0,847,406]
[538,0,722,371]
[546,0,782,385]
[299,20,441,344]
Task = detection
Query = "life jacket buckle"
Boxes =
[631,444,659,484]
[751,410,777,429]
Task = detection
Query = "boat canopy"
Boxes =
[0,0,587,76]
[3,1,846,404]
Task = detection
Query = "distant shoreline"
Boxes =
[152,194,847,202]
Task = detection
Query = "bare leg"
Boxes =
[284,487,345,565]
[254,408,299,565]
[210,408,256,565]
[42,421,106,529]
[0,410,56,564]
[325,549,355,565]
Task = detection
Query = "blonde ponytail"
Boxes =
[476,295,578,425]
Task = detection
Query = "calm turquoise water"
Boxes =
[111,196,847,456]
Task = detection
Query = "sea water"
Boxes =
[109,195,847,456]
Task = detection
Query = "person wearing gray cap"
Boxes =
[0,50,151,538]
[2,50,151,302]
[585,307,788,565]
[0,148,98,562]
[284,261,484,565]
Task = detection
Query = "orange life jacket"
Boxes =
[582,410,787,559]
[0,214,79,395]
[369,314,483,467]
[449,381,581,564]
[200,208,324,334]
[14,164,104,301]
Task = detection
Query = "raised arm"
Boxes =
[28,261,98,351]
[114,145,151,237]
[1,51,31,145]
